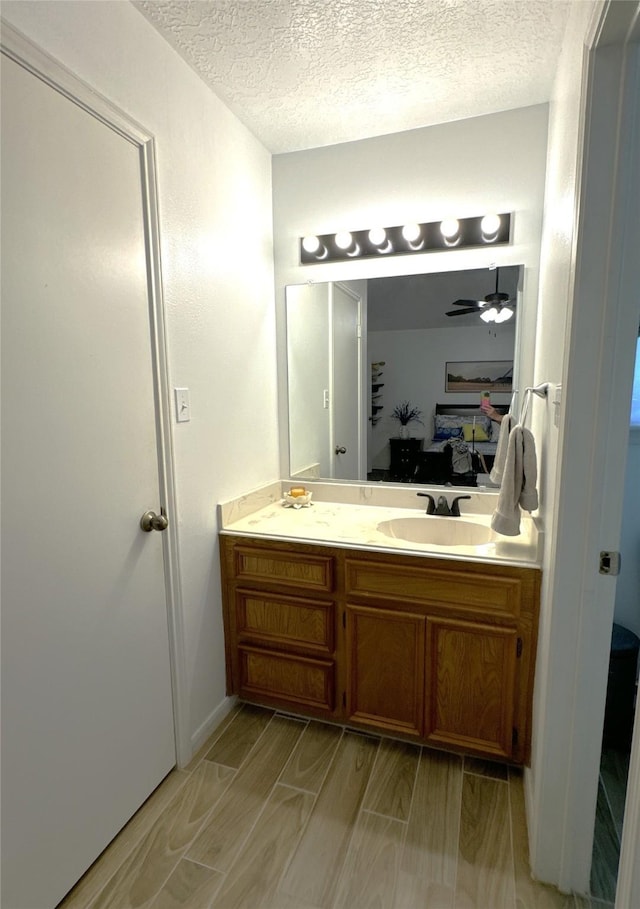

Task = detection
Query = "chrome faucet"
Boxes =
[417,492,471,516]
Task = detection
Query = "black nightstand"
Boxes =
[389,437,424,481]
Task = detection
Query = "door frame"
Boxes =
[569,9,640,899]
[529,1,640,898]
[329,281,365,479]
[606,20,640,909]
[0,21,190,767]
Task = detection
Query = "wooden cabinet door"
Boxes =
[425,617,518,759]
[346,604,426,737]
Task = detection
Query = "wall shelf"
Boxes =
[371,362,385,426]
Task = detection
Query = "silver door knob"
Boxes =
[140,509,169,532]
[335,445,347,454]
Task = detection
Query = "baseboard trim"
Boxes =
[184,695,239,767]
[523,765,536,861]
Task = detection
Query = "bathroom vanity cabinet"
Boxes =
[219,534,540,764]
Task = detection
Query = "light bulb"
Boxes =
[481,214,501,240]
[401,222,421,243]
[302,235,321,254]
[335,231,353,250]
[368,227,387,246]
[440,218,459,239]
[494,307,514,323]
[480,307,498,323]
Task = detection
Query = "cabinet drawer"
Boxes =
[236,589,334,655]
[234,546,334,592]
[345,558,522,619]
[238,646,334,712]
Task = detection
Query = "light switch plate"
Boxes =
[174,387,190,423]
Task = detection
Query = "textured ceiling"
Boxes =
[135,0,574,154]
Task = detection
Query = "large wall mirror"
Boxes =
[285,265,522,489]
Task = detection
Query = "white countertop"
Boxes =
[219,493,542,568]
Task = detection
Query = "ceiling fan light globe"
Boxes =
[494,307,514,323]
[480,307,498,323]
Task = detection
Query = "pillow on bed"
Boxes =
[462,421,491,442]
[433,415,464,440]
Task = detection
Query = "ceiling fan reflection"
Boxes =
[446,267,516,322]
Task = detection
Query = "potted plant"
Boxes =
[391,400,423,438]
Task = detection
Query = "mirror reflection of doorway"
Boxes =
[286,281,364,481]
[331,282,363,480]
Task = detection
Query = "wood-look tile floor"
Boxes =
[590,746,631,904]
[58,704,612,909]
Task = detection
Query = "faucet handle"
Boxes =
[450,495,471,516]
[417,492,436,514]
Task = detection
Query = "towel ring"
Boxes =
[519,383,550,424]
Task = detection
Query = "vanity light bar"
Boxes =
[300,213,511,264]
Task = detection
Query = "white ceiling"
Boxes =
[367,265,520,330]
[134,0,575,154]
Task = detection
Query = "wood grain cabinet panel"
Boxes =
[220,534,540,764]
[346,604,426,738]
[236,589,333,655]
[233,545,333,592]
[425,618,517,760]
[221,536,339,720]
[238,646,334,712]
[345,558,522,619]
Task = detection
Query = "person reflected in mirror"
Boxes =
[481,401,504,423]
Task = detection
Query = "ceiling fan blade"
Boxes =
[451,298,481,307]
[446,307,477,317]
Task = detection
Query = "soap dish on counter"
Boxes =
[282,491,313,509]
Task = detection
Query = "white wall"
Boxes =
[272,105,550,478]
[1,0,279,754]
[368,323,515,467]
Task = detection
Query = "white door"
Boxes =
[1,52,176,909]
[331,283,362,479]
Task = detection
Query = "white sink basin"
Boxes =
[376,516,495,547]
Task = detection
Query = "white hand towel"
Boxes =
[519,427,539,513]
[489,414,516,485]
[491,425,539,536]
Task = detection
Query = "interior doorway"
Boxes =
[527,5,640,902]
[591,336,640,902]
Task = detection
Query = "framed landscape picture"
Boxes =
[445,360,513,393]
